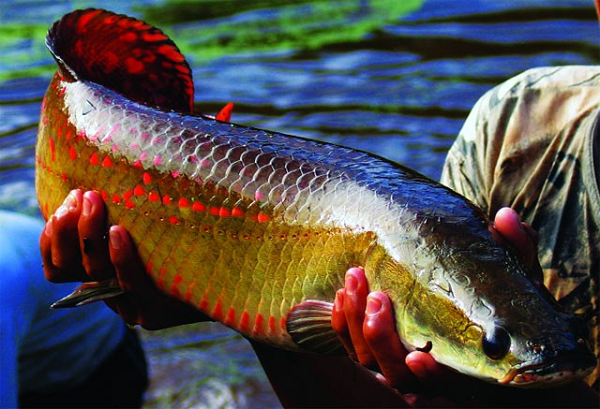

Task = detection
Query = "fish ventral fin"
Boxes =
[50,278,124,309]
[286,300,345,355]
[46,8,194,114]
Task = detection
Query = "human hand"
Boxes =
[40,189,208,329]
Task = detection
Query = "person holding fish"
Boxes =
[38,8,598,408]
[40,64,599,407]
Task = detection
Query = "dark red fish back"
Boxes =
[46,8,194,114]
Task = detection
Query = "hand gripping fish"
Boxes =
[36,9,595,387]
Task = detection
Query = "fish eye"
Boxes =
[482,326,511,360]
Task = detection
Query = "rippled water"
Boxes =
[1,0,597,407]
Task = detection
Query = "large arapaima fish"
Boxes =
[36,8,595,387]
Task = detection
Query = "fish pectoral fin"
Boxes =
[50,278,124,309]
[286,300,345,355]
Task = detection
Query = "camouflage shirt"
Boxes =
[441,66,600,387]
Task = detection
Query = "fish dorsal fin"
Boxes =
[286,300,345,354]
[46,8,194,114]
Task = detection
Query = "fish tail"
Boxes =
[46,8,194,113]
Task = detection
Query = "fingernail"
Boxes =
[82,195,92,217]
[45,218,53,237]
[65,190,78,211]
[109,228,121,250]
[345,274,357,295]
[334,290,344,311]
[55,192,78,218]
[366,295,383,316]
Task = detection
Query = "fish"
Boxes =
[36,8,595,387]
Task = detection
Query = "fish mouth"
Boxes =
[499,355,595,387]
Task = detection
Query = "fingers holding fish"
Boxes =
[78,190,115,281]
[110,214,211,330]
[363,292,417,393]
[40,189,88,282]
[492,207,543,283]
[106,225,210,329]
[336,268,378,369]
[108,226,150,293]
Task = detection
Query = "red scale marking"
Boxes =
[232,207,244,217]
[170,273,182,297]
[192,201,206,212]
[239,311,250,333]
[157,267,166,290]
[257,213,270,223]
[125,199,135,209]
[162,194,172,205]
[253,313,265,336]
[123,189,134,201]
[148,191,160,201]
[225,307,236,326]
[199,297,208,311]
[209,207,220,216]
[212,298,224,321]
[184,280,196,302]
[101,190,108,201]
[178,197,190,208]
[101,156,113,167]
[69,146,77,160]
[134,184,145,196]
[112,194,121,204]
[49,137,56,162]
[268,316,277,334]
[169,216,180,225]
[142,172,153,184]
[89,152,100,166]
[280,317,287,335]
[218,207,231,218]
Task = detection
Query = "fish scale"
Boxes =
[37,8,596,386]
[38,78,373,346]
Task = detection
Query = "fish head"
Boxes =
[420,239,595,387]
[371,220,596,388]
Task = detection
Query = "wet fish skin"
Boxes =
[35,8,595,387]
